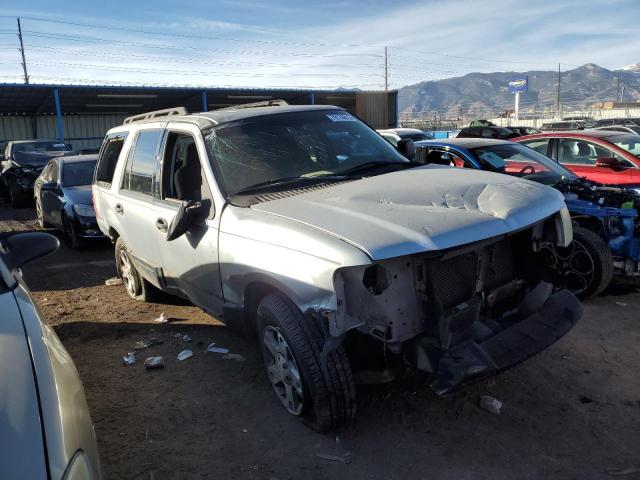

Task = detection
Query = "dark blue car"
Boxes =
[33,155,105,248]
[414,138,640,298]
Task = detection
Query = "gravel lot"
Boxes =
[3,202,640,480]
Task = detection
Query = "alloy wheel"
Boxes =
[539,239,595,296]
[262,326,304,415]
[119,249,137,298]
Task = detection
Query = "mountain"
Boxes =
[398,63,640,119]
[617,63,640,73]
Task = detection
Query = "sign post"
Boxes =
[508,77,528,123]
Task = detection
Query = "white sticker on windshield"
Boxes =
[327,113,357,122]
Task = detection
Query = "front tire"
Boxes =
[257,293,356,432]
[539,226,613,299]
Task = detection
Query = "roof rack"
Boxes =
[217,99,289,111]
[123,106,188,125]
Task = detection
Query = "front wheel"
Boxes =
[539,226,613,299]
[257,293,356,432]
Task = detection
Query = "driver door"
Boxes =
[153,127,224,314]
[554,137,632,185]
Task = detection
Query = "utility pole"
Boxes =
[556,63,561,115]
[17,17,29,84]
[616,71,620,102]
[384,46,388,92]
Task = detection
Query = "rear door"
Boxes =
[116,127,168,284]
[151,126,223,313]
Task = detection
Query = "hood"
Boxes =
[12,151,54,167]
[251,166,565,260]
[62,184,92,206]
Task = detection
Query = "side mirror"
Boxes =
[166,200,204,241]
[0,232,59,271]
[397,138,416,160]
[595,157,620,168]
[40,182,59,191]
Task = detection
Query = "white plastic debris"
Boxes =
[207,342,229,354]
[222,353,246,362]
[182,334,192,342]
[479,395,503,415]
[154,312,168,323]
[144,356,165,369]
[177,350,194,361]
[105,277,123,286]
[122,352,136,365]
[615,302,627,307]
[134,338,163,351]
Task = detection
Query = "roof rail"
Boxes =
[123,106,188,125]
[217,99,289,111]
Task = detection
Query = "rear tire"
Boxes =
[115,237,164,302]
[257,293,356,432]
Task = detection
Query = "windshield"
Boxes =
[13,141,71,153]
[606,134,640,158]
[470,143,574,177]
[204,110,408,195]
[61,160,97,186]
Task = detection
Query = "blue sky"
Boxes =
[0,0,638,89]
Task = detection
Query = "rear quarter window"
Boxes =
[95,132,128,186]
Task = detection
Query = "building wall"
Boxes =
[0,114,125,150]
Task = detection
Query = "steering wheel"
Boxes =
[519,165,535,175]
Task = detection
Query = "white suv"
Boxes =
[93,104,581,431]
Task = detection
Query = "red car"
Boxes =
[515,130,640,189]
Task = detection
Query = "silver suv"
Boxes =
[93,104,581,431]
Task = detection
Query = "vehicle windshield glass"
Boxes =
[204,110,408,194]
[62,160,97,186]
[496,128,515,136]
[403,132,433,141]
[12,142,71,153]
[607,134,640,157]
[470,143,574,177]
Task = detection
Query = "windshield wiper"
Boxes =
[233,175,345,195]
[336,160,421,177]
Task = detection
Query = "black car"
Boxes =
[33,155,104,248]
[456,126,519,139]
[509,126,542,136]
[595,117,640,128]
[540,121,585,131]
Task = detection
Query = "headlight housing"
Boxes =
[73,204,95,217]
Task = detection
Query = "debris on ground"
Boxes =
[615,302,627,307]
[182,334,192,342]
[153,312,169,323]
[207,342,229,354]
[105,277,123,286]
[606,467,640,476]
[315,453,351,464]
[144,356,165,369]
[478,395,503,415]
[177,350,194,361]
[122,352,136,365]
[580,395,594,404]
[134,338,163,351]
[222,353,246,362]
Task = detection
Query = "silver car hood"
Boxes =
[251,166,565,260]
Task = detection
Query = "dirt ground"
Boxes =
[2,202,640,480]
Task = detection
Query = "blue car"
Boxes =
[414,138,640,298]
[33,154,105,248]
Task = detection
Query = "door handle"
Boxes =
[115,203,123,215]
[155,218,168,233]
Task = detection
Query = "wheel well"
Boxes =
[243,281,278,334]
[572,216,606,239]
[108,227,120,242]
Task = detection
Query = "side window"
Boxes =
[96,133,128,186]
[558,139,611,165]
[522,139,550,156]
[122,129,163,196]
[482,128,496,138]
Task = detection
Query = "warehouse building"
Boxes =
[0,83,398,150]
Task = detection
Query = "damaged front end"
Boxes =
[331,214,582,395]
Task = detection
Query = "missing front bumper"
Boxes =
[410,285,582,396]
